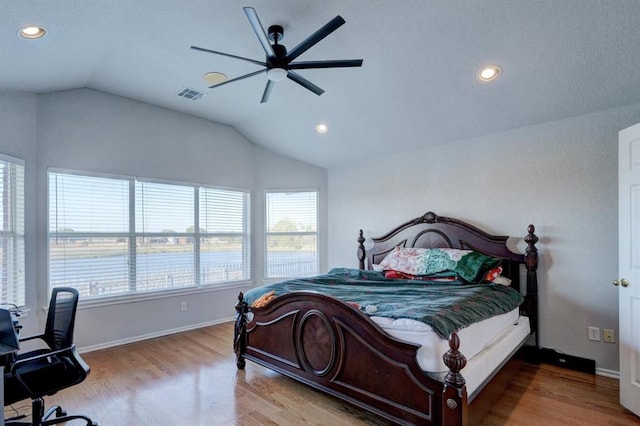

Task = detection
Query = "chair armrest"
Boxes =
[10,344,78,374]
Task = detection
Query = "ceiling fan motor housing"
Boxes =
[271,44,287,60]
[268,25,284,42]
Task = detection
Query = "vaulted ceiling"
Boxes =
[3,1,640,168]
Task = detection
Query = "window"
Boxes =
[0,155,25,306]
[48,170,250,299]
[136,180,195,292]
[200,187,251,284]
[49,173,130,297]
[265,190,318,278]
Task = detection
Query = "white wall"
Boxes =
[328,102,640,372]
[0,88,327,350]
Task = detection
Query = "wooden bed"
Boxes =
[234,211,539,425]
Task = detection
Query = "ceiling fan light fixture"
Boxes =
[267,68,287,82]
[477,64,502,82]
[19,25,47,39]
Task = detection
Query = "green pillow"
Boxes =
[452,250,502,283]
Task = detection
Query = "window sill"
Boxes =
[76,280,254,310]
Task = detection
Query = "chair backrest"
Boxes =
[43,287,79,351]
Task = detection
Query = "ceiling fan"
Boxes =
[190,7,363,103]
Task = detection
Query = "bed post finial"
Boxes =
[443,332,467,387]
[357,229,366,270]
[525,224,538,264]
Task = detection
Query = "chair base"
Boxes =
[5,397,97,426]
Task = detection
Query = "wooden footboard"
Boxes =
[235,291,468,426]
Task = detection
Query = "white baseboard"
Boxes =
[596,367,619,379]
[78,316,235,353]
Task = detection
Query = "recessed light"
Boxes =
[315,123,328,134]
[203,72,228,85]
[19,26,47,40]
[477,65,502,82]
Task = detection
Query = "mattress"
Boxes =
[370,307,521,372]
[464,316,530,398]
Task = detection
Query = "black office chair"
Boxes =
[4,287,97,426]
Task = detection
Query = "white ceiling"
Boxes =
[3,1,640,168]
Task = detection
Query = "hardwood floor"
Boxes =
[479,363,639,426]
[5,322,638,425]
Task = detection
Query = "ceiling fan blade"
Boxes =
[208,69,265,89]
[243,7,276,60]
[288,59,363,70]
[260,80,276,103]
[286,15,346,62]
[287,71,324,96]
[190,46,266,67]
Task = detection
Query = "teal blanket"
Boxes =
[243,268,523,338]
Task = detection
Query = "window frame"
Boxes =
[48,168,251,302]
[264,189,319,279]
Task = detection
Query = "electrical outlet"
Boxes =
[603,329,615,343]
[181,301,187,312]
[588,326,601,341]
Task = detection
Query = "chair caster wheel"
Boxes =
[236,355,246,369]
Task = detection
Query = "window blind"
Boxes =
[135,181,195,291]
[49,173,130,297]
[49,170,251,299]
[199,187,250,283]
[0,155,25,306]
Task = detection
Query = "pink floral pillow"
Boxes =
[378,246,426,275]
[378,246,468,276]
[378,246,502,283]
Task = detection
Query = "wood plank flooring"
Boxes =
[4,322,638,425]
[479,362,639,426]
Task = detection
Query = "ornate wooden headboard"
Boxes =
[357,211,540,347]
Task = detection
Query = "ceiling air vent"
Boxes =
[176,87,205,101]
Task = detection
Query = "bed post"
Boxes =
[234,292,249,369]
[442,332,468,426]
[357,229,366,270]
[523,224,539,349]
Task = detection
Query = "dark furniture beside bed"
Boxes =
[234,211,539,426]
